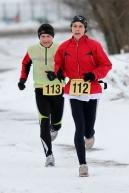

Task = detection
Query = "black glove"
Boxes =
[57,69,65,82]
[18,79,26,90]
[83,72,95,82]
[46,71,56,81]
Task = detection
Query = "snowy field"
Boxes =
[0,34,129,193]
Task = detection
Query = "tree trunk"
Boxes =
[89,0,129,54]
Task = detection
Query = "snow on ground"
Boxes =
[0,34,129,193]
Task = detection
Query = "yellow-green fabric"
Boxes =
[28,43,63,88]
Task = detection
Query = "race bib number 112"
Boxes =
[70,79,91,95]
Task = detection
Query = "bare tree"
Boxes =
[89,0,129,54]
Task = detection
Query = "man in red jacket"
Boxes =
[54,15,112,177]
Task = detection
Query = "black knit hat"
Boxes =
[70,15,87,31]
[38,24,54,38]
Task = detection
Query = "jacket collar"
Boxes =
[38,42,54,49]
[71,35,88,44]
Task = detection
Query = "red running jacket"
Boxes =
[54,35,112,94]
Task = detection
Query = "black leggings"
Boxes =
[35,88,64,156]
[70,99,97,164]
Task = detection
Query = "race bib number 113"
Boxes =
[43,83,63,95]
[70,79,91,96]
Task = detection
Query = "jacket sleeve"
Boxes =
[54,45,64,74]
[92,42,112,80]
[20,52,32,81]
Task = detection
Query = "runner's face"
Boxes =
[40,34,53,47]
[71,22,85,40]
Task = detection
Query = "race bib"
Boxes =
[69,79,91,96]
[43,83,63,95]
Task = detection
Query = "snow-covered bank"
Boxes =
[0,22,70,37]
[0,35,129,193]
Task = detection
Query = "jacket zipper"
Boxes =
[45,47,47,65]
[76,41,80,78]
